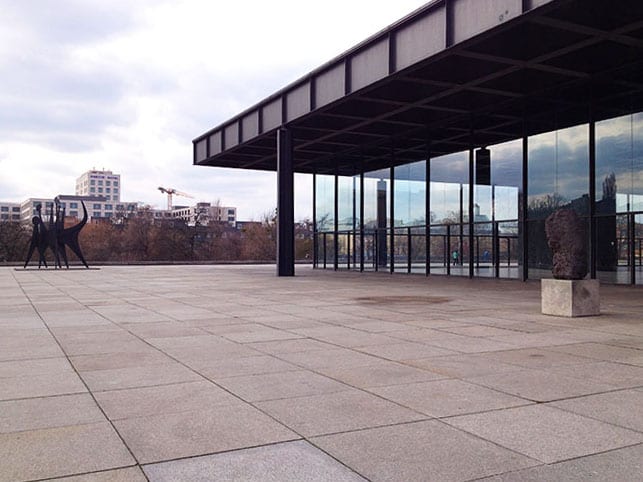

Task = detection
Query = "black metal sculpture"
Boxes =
[24,199,89,269]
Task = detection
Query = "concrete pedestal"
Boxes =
[541,279,600,317]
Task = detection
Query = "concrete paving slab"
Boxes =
[256,389,427,437]
[198,354,300,379]
[0,394,105,433]
[247,338,335,355]
[157,344,262,368]
[545,360,643,389]
[0,371,87,401]
[0,422,135,482]
[405,353,523,378]
[217,370,351,402]
[80,363,202,391]
[550,389,643,432]
[319,361,447,389]
[277,347,384,370]
[113,403,298,464]
[355,341,458,360]
[312,420,539,482]
[478,444,643,481]
[143,440,365,482]
[70,350,174,371]
[0,340,64,361]
[0,357,74,378]
[291,325,395,347]
[121,322,209,339]
[53,466,148,481]
[220,326,305,344]
[94,380,239,420]
[446,404,643,463]
[468,367,616,402]
[371,379,530,417]
[390,329,517,353]
[546,342,643,366]
[479,347,595,370]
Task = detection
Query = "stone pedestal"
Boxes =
[541,279,600,317]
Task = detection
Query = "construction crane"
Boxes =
[157,187,194,210]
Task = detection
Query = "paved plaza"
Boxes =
[1,265,642,481]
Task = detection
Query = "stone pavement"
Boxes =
[1,265,642,481]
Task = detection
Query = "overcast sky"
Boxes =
[0,0,428,220]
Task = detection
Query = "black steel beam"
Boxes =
[277,128,295,276]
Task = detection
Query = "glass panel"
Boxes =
[527,124,589,278]
[596,113,643,214]
[394,228,409,272]
[410,226,427,274]
[337,176,355,231]
[430,151,469,276]
[394,160,426,227]
[429,224,448,275]
[315,174,334,232]
[364,168,390,268]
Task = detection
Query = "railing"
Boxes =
[314,220,520,279]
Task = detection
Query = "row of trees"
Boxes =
[0,213,313,264]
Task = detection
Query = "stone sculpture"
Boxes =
[544,208,587,280]
[24,199,89,269]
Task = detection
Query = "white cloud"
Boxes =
[0,0,428,220]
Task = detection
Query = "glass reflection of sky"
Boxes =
[596,113,643,212]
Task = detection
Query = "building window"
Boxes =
[93,204,101,210]
[114,188,119,193]
[98,187,103,193]
[90,180,95,185]
[105,204,112,210]
[93,212,101,217]
[228,209,235,215]
[90,187,95,193]
[98,180,103,186]
[113,181,119,187]
[70,210,78,217]
[70,202,78,209]
[1,214,8,220]
[106,188,111,193]
[0,206,8,212]
[12,207,20,212]
[105,212,112,218]
[106,181,111,186]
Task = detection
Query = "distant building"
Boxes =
[172,202,237,226]
[0,201,21,222]
[75,169,121,202]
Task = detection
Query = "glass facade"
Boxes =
[313,111,643,284]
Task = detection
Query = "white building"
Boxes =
[75,169,121,202]
[172,202,237,226]
[0,202,21,222]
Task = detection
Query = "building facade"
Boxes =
[193,0,643,285]
[75,169,121,202]
[172,202,237,226]
[0,202,21,222]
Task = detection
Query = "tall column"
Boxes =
[277,128,294,276]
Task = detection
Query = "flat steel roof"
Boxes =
[193,0,643,176]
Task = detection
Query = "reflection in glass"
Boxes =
[527,124,589,278]
[394,161,426,227]
[315,174,334,232]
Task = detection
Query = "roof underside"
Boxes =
[194,0,643,176]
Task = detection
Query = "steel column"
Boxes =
[277,128,295,276]
[521,134,529,281]
[312,173,317,268]
[589,120,597,279]
[469,148,475,278]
